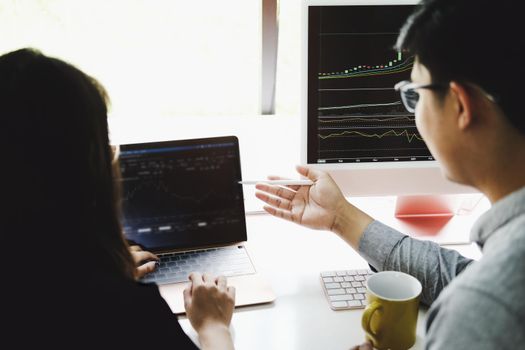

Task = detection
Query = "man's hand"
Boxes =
[350,341,373,350]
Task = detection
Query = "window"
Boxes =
[275,0,301,116]
[0,0,261,118]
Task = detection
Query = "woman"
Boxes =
[2,48,235,349]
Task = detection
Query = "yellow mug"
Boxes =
[361,271,422,350]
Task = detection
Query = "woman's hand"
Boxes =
[129,245,158,279]
[184,273,235,350]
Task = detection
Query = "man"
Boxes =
[255,0,525,348]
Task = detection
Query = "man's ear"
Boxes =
[449,81,474,130]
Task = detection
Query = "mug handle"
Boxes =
[361,301,382,343]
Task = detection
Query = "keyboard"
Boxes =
[320,269,374,310]
[141,245,256,285]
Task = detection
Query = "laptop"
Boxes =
[118,136,275,314]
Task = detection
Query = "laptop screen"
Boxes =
[118,136,247,251]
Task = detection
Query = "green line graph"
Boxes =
[318,101,403,111]
[319,53,413,80]
[319,116,415,123]
[319,129,424,143]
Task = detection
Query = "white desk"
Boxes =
[177,209,483,350]
[109,115,486,349]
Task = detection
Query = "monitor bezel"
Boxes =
[300,0,477,196]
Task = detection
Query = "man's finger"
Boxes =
[263,205,296,223]
[296,165,321,181]
[255,183,296,200]
[255,192,293,211]
[267,175,300,191]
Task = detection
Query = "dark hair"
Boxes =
[1,48,135,281]
[396,0,524,134]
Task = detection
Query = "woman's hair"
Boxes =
[1,48,135,280]
[396,0,524,134]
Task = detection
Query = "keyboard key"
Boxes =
[327,288,346,295]
[347,300,363,308]
[325,283,341,289]
[321,271,336,277]
[329,294,354,301]
[354,293,365,300]
[323,277,334,283]
[331,301,348,309]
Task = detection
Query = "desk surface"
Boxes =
[177,210,483,350]
[109,116,487,349]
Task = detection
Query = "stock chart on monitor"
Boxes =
[307,5,433,163]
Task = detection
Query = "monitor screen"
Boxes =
[301,1,475,197]
[306,3,429,164]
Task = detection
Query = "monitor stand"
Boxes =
[395,194,460,218]
[391,194,485,242]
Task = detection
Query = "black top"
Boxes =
[8,273,198,349]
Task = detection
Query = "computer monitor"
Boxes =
[301,0,477,217]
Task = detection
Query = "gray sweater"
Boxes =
[358,187,525,349]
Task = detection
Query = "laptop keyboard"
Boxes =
[141,245,256,285]
[321,269,374,310]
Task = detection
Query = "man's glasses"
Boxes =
[394,80,448,113]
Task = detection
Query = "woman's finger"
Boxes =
[136,261,157,278]
[188,272,204,290]
[203,273,215,285]
[216,275,227,291]
[131,250,158,264]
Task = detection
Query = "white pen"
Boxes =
[238,179,314,186]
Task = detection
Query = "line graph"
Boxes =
[319,116,415,122]
[319,54,413,80]
[318,115,416,130]
[318,101,402,111]
[120,150,243,232]
[319,129,424,143]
